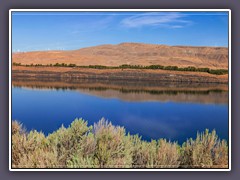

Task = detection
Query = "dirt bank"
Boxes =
[12,66,228,84]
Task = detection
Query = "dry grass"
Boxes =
[12,119,228,169]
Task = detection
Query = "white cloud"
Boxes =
[120,12,191,28]
[171,25,184,29]
[71,16,114,34]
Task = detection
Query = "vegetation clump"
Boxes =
[12,62,228,75]
[12,118,228,169]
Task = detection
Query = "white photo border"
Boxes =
[9,9,231,172]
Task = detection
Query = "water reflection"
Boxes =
[12,79,228,104]
[12,79,228,143]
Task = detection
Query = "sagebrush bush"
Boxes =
[155,139,180,168]
[12,121,26,167]
[93,118,132,168]
[213,140,228,167]
[180,129,228,168]
[131,135,151,168]
[47,119,91,167]
[12,121,58,168]
[11,119,228,169]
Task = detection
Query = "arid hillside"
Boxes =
[12,43,228,69]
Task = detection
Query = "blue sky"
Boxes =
[12,11,229,52]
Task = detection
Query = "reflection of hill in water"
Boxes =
[12,79,228,104]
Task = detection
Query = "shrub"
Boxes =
[47,119,91,167]
[197,67,210,73]
[146,65,164,69]
[93,118,132,168]
[12,121,24,135]
[119,64,143,69]
[11,119,228,169]
[12,121,26,167]
[68,63,77,67]
[18,148,58,168]
[208,69,228,75]
[89,65,108,69]
[12,121,58,168]
[13,62,22,66]
[155,139,180,168]
[213,140,228,167]
[53,63,61,67]
[131,135,151,168]
[180,129,228,168]
[164,66,178,70]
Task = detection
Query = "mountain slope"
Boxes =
[12,43,228,69]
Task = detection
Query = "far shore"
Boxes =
[12,66,228,84]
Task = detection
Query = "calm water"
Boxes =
[12,82,229,144]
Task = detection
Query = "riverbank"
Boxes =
[12,66,228,84]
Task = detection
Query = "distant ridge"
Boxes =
[12,43,228,69]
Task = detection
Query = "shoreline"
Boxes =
[12,66,228,84]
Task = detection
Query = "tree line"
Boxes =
[12,62,228,75]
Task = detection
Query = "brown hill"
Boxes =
[12,43,228,69]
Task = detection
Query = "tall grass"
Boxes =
[12,118,228,168]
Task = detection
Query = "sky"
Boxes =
[12,11,229,52]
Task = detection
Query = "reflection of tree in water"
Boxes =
[119,89,224,95]
[12,78,228,104]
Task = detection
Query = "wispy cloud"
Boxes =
[70,16,114,34]
[120,12,191,28]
